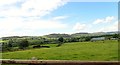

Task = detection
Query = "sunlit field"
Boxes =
[2,40,118,61]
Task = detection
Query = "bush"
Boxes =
[18,39,29,49]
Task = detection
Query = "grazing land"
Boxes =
[2,40,118,61]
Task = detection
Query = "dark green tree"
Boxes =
[8,39,13,47]
[85,36,91,41]
[70,37,79,42]
[58,37,64,42]
[18,39,29,49]
[2,42,9,52]
[57,37,64,47]
[113,34,118,38]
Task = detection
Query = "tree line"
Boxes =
[1,33,118,52]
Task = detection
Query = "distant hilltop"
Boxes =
[1,31,118,39]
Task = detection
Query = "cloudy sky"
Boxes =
[0,0,118,37]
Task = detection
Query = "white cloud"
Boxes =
[0,0,69,17]
[73,23,86,31]
[24,20,67,30]
[0,18,67,30]
[70,0,119,2]
[0,17,68,37]
[52,16,68,20]
[93,19,104,24]
[0,0,69,37]
[0,0,21,6]
[98,21,118,32]
[93,16,115,24]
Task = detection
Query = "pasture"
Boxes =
[2,40,118,61]
[0,40,8,43]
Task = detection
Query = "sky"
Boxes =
[0,0,119,37]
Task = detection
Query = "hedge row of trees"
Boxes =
[1,34,118,52]
[2,39,29,52]
[1,37,65,52]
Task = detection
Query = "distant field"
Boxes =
[2,40,118,61]
[0,40,8,43]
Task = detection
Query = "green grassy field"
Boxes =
[0,40,8,43]
[2,40,118,61]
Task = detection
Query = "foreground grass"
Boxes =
[2,40,118,61]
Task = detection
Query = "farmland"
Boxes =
[2,40,118,61]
